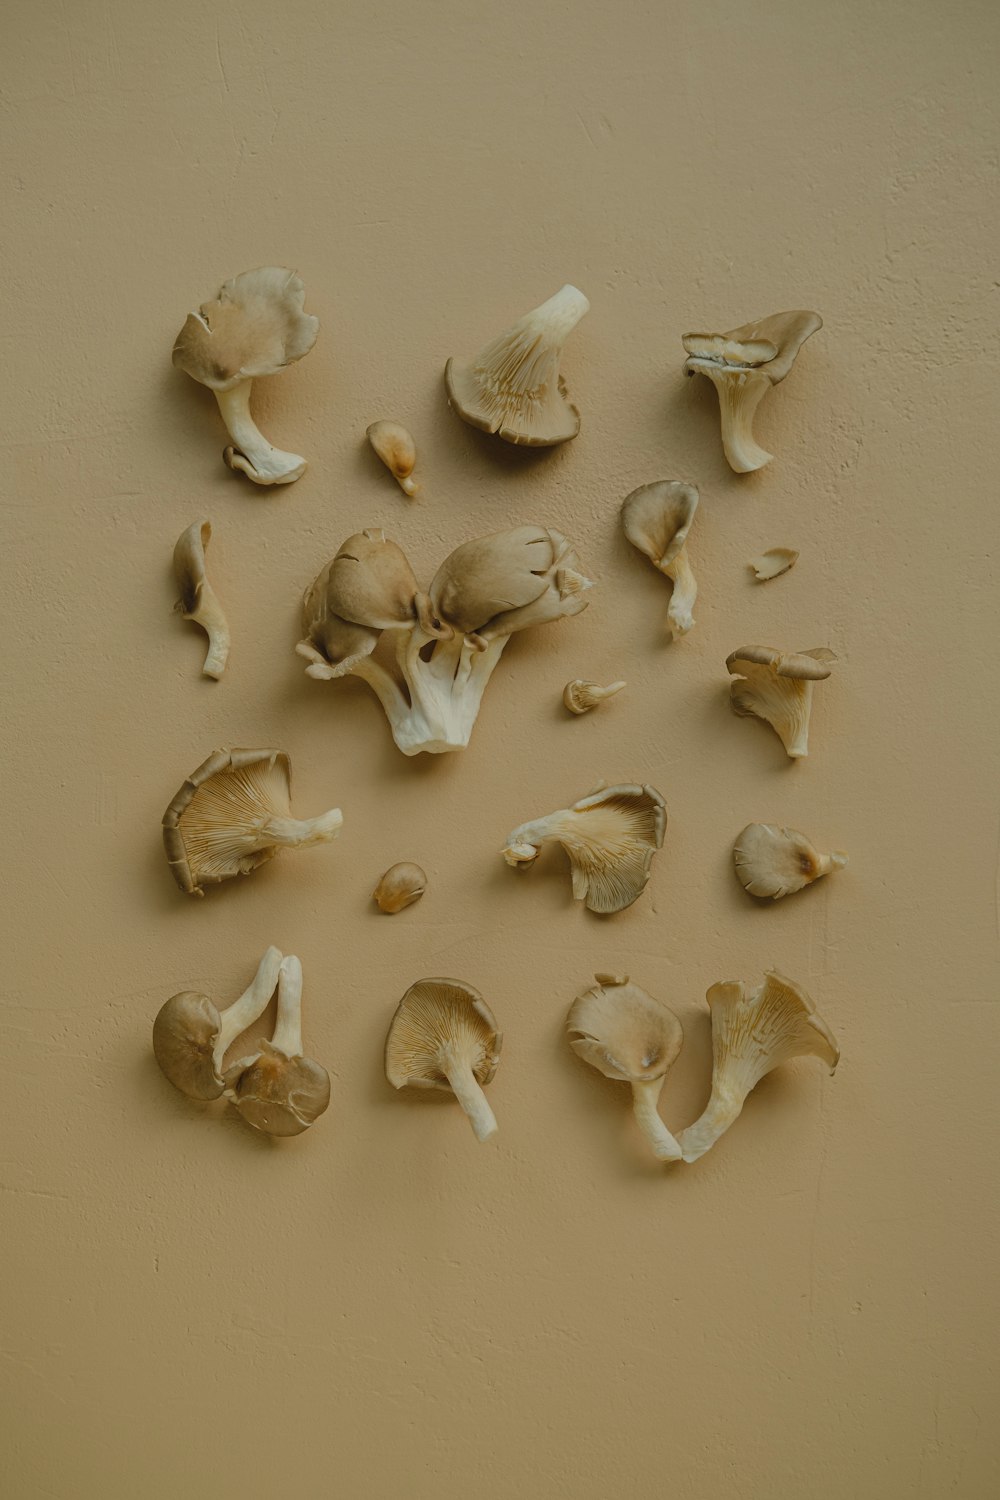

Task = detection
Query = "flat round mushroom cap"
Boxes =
[567,976,683,1084]
[727,644,836,681]
[152,991,225,1100]
[384,979,502,1091]
[172,267,319,392]
[733,822,848,900]
[429,526,568,636]
[230,1041,331,1137]
[621,481,699,569]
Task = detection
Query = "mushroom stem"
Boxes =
[678,1086,744,1163]
[441,1047,498,1142]
[663,549,697,638]
[700,367,772,473]
[214,382,307,486]
[782,682,814,759]
[212,946,283,1068]
[262,808,343,849]
[198,608,230,679]
[630,1078,682,1162]
[271,955,304,1057]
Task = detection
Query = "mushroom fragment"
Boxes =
[162,748,342,896]
[372,862,427,913]
[367,421,419,496]
[567,974,684,1162]
[172,267,319,486]
[678,971,839,1163]
[733,823,848,900]
[727,645,836,759]
[621,480,700,638]
[444,284,589,446]
[385,978,502,1141]
[502,783,667,914]
[683,310,822,472]
[228,956,331,1137]
[152,946,282,1100]
[563,679,626,715]
[172,520,230,679]
[749,547,798,582]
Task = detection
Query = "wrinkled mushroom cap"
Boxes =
[708,971,840,1074]
[683,310,822,385]
[621,481,699,570]
[429,525,581,638]
[162,748,292,895]
[733,823,847,900]
[567,975,683,1084]
[152,991,226,1100]
[229,1040,331,1137]
[385,978,502,1092]
[172,267,319,392]
[727,644,836,681]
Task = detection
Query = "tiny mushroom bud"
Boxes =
[372,862,427,914]
[733,823,848,901]
[726,645,836,759]
[152,946,282,1101]
[621,480,700,638]
[749,547,799,582]
[385,978,502,1142]
[228,956,331,1137]
[367,421,419,496]
[563,679,627,715]
[172,520,230,679]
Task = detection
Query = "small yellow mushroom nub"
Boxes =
[367,421,419,496]
[372,861,427,913]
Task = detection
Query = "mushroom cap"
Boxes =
[708,971,840,1075]
[367,421,417,483]
[621,481,699,570]
[326,529,423,631]
[172,267,319,392]
[749,547,799,582]
[385,978,502,1092]
[727,644,836,681]
[567,975,683,1084]
[683,310,821,385]
[229,1040,331,1137]
[733,822,847,900]
[297,559,381,678]
[162,747,292,895]
[372,862,427,914]
[152,991,226,1100]
[429,525,575,637]
[173,520,212,616]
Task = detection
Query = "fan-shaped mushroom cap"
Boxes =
[749,547,798,582]
[429,525,591,643]
[727,645,836,759]
[734,823,848,900]
[621,480,700,637]
[152,946,283,1101]
[172,268,318,391]
[444,284,589,446]
[367,421,419,496]
[385,978,502,1141]
[172,520,230,679]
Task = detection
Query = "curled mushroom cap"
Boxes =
[683,310,822,473]
[172,520,230,679]
[172,267,318,486]
[734,823,848,900]
[372,862,427,914]
[749,547,798,582]
[228,956,330,1137]
[152,946,282,1101]
[162,748,342,896]
[563,679,626,715]
[567,974,684,1161]
[502,783,667,914]
[678,971,840,1163]
[621,480,700,638]
[727,645,836,759]
[444,284,589,446]
[385,978,502,1141]
[367,421,418,496]
[429,525,592,647]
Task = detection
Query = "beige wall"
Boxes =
[4,1,998,1495]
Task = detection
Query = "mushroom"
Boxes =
[727,645,837,759]
[367,421,419,496]
[683,310,823,472]
[429,525,592,649]
[152,945,282,1100]
[162,747,342,896]
[384,978,502,1141]
[172,520,230,679]
[563,679,626,715]
[227,956,331,1137]
[733,823,848,900]
[567,974,684,1162]
[444,284,589,446]
[172,267,319,485]
[372,862,427,914]
[749,547,798,582]
[621,480,700,638]
[502,782,667,914]
[678,971,840,1163]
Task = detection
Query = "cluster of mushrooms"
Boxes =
[154,267,846,1163]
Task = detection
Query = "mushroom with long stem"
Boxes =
[152,946,283,1100]
[727,645,836,759]
[227,956,331,1137]
[172,520,230,679]
[621,480,700,638]
[384,978,502,1141]
[562,679,627,715]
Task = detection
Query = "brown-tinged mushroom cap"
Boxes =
[733,822,848,900]
[429,525,591,643]
[326,529,438,633]
[727,644,836,681]
[172,520,230,680]
[385,978,502,1141]
[172,268,319,391]
[227,957,330,1137]
[296,558,382,679]
[152,946,283,1101]
[367,421,419,496]
[621,480,700,638]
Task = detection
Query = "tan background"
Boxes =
[4,1,998,1495]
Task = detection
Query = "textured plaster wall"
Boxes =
[3,1,999,1496]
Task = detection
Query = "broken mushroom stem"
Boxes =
[270,954,304,1057]
[439,1040,498,1142]
[260,809,343,850]
[216,383,307,486]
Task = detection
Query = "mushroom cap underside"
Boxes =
[384,978,502,1090]
[707,970,840,1072]
[162,747,291,894]
[444,359,581,445]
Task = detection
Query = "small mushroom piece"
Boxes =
[567,974,684,1161]
[429,525,592,648]
[683,310,823,472]
[227,956,331,1137]
[367,421,419,496]
[152,946,283,1100]
[172,520,231,679]
[621,480,700,638]
[734,823,848,900]
[385,978,502,1141]
[172,267,319,486]
[678,972,840,1163]
[563,679,627,715]
[162,748,342,896]
[727,645,837,759]
[749,547,799,582]
[372,862,427,913]
[444,284,589,446]
[502,783,667,914]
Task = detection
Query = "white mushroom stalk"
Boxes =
[227,956,331,1136]
[215,383,309,486]
[384,979,502,1142]
[152,945,283,1100]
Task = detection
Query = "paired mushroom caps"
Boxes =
[385,978,502,1141]
[621,480,700,638]
[153,946,282,1102]
[727,645,837,759]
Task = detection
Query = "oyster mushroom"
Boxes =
[172,267,319,486]
[228,956,330,1137]
[372,862,427,914]
[172,520,230,679]
[152,946,282,1101]
[162,748,342,896]
[563,679,626,715]
[683,310,822,472]
[749,547,799,582]
[734,823,848,900]
[367,421,418,496]
[502,782,667,914]
[429,525,592,649]
[567,974,684,1162]
[384,978,502,1141]
[444,284,589,446]
[727,645,837,759]
[678,971,840,1163]
[621,480,699,638]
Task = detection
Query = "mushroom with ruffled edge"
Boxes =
[733,823,848,901]
[678,971,839,1163]
[172,520,230,679]
[384,978,502,1142]
[502,782,666,914]
[567,974,684,1162]
[172,267,319,485]
[227,956,331,1137]
[683,310,822,473]
[162,748,342,896]
[726,645,836,759]
[297,525,592,756]
[621,480,700,638]
[152,946,283,1100]
[445,285,589,446]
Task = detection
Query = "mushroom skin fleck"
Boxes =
[727,645,836,759]
[172,267,319,486]
[228,956,330,1137]
[563,679,626,715]
[172,520,230,679]
[367,421,419,496]
[621,480,700,638]
[678,971,840,1163]
[733,823,848,900]
[385,978,502,1142]
[372,862,427,914]
[749,547,799,582]
[152,946,283,1101]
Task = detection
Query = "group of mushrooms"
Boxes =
[154,268,845,1161]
